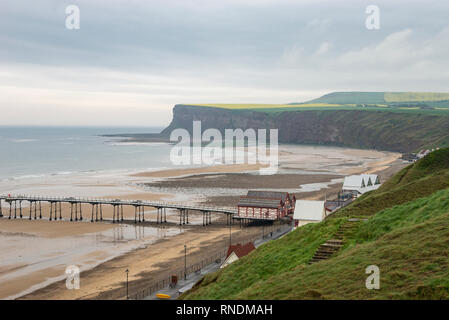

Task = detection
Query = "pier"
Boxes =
[0,195,238,226]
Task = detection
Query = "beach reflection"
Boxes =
[0,223,183,300]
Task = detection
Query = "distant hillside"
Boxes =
[303,92,387,105]
[181,148,449,300]
[302,91,449,105]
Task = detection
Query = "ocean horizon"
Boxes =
[0,126,170,181]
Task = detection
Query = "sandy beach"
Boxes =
[0,144,405,300]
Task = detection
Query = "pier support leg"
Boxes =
[186,210,189,224]
[134,206,137,224]
[141,206,145,222]
[49,202,53,221]
[70,203,73,221]
[59,202,62,220]
[74,203,78,221]
[34,201,37,220]
[79,204,83,221]
[164,207,167,223]
[100,204,103,221]
[29,201,32,220]
[19,201,22,218]
[120,205,123,222]
[91,204,94,222]
[95,204,99,222]
[0,200,2,218]
[39,201,42,219]
[9,202,12,219]
[14,201,17,219]
[112,205,116,223]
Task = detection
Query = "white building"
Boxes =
[362,174,380,186]
[293,200,326,227]
[342,174,381,196]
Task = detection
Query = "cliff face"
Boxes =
[161,105,449,153]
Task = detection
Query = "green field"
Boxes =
[181,148,449,300]
[385,92,449,103]
[185,103,449,116]
[189,103,343,110]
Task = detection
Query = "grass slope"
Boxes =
[181,148,449,300]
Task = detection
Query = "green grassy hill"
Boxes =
[304,92,387,105]
[181,148,449,300]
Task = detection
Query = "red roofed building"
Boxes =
[221,242,256,268]
[237,190,296,220]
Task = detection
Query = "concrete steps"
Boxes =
[309,219,362,264]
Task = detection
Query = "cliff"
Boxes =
[161,104,449,153]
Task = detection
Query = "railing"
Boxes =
[126,224,292,300]
[129,249,228,300]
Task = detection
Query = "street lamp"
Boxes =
[184,245,187,280]
[262,223,265,239]
[229,217,232,247]
[125,268,129,300]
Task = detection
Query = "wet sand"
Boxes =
[20,220,268,300]
[132,163,268,178]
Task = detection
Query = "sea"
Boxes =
[0,126,173,182]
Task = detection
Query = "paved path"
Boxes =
[144,223,293,300]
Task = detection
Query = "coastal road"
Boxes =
[143,223,293,300]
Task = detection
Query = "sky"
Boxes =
[1,0,449,126]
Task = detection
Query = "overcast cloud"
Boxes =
[1,0,449,126]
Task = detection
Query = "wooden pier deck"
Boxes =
[0,194,238,226]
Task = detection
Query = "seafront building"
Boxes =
[293,200,327,227]
[342,174,381,196]
[237,191,296,220]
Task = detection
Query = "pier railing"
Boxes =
[0,194,238,215]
